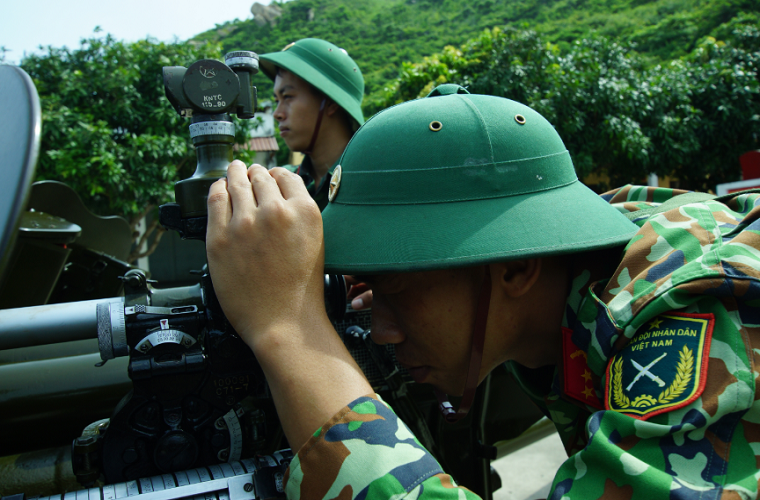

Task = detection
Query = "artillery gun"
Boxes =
[0,60,548,500]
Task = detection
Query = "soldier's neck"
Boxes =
[307,121,352,188]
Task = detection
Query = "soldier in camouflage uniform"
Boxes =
[259,38,365,211]
[206,84,760,499]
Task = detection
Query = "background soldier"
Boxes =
[259,37,364,211]
[206,84,760,498]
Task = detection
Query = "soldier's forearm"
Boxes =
[249,313,374,451]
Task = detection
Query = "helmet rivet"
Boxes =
[328,165,343,202]
[515,114,526,125]
[328,48,333,52]
[429,121,443,132]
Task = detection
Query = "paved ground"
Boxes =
[492,431,567,500]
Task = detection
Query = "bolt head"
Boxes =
[76,435,96,446]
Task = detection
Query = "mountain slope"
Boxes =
[194,0,757,110]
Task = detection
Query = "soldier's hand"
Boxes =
[206,161,327,348]
[206,162,373,451]
[345,276,373,310]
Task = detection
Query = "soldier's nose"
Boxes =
[370,324,406,345]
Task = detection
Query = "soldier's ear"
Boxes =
[324,98,341,116]
[493,259,542,298]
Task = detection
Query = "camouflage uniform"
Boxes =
[283,158,338,212]
[284,185,760,499]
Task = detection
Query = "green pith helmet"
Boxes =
[259,38,365,127]
[321,84,639,274]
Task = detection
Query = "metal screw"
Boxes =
[243,483,253,492]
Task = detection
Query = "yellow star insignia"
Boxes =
[582,386,595,399]
[648,318,663,330]
[570,350,587,360]
[582,369,592,382]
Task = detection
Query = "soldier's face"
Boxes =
[273,70,324,152]
[366,267,493,396]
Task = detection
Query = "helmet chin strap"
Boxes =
[434,266,492,423]
[302,98,327,156]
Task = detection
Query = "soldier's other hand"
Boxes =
[346,275,373,310]
[206,161,326,349]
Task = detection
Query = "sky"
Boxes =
[1,0,264,64]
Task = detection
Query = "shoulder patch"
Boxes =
[604,312,714,420]
[562,327,603,410]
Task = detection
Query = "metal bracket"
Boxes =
[125,305,199,316]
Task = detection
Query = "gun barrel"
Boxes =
[0,297,121,351]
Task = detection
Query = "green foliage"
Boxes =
[19,35,255,222]
[195,0,759,116]
[19,0,753,219]
[375,23,760,191]
[273,127,291,166]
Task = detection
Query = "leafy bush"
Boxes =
[20,34,258,260]
[21,35,222,222]
[374,24,760,191]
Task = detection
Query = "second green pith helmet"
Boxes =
[259,38,365,128]
[322,84,639,274]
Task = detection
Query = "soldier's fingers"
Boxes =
[226,160,255,215]
[207,178,232,240]
[248,164,282,207]
[351,289,374,310]
[346,281,369,299]
[269,167,310,200]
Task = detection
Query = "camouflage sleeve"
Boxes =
[600,184,698,227]
[284,394,480,499]
[600,184,691,212]
[549,297,760,499]
[548,189,760,498]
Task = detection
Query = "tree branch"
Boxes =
[128,225,167,263]
[129,203,155,237]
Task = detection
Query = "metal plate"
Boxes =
[0,65,41,281]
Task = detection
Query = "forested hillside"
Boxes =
[195,0,758,108]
